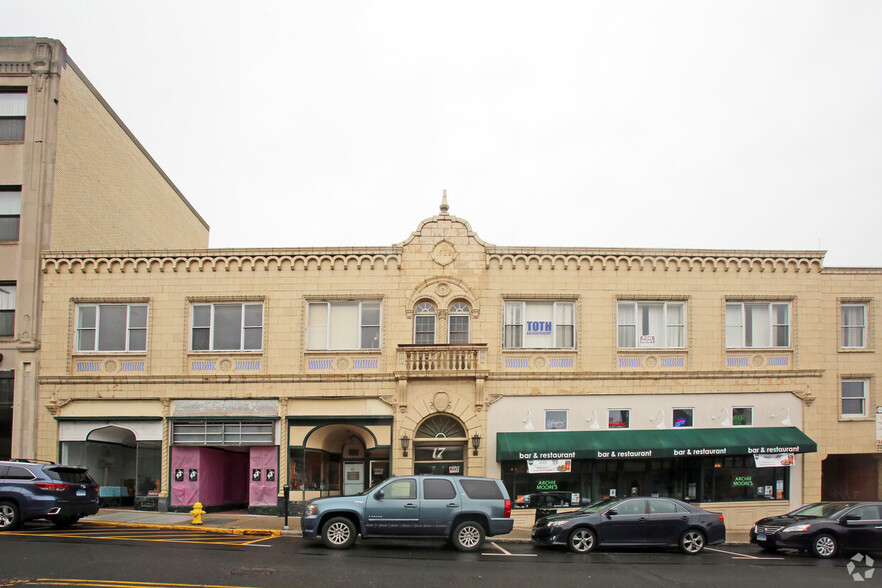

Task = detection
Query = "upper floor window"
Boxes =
[732,407,753,426]
[77,303,147,352]
[504,301,574,349]
[841,304,867,349]
[672,408,693,428]
[725,302,790,348]
[0,283,14,337]
[617,301,685,348]
[0,187,21,241]
[191,302,262,351]
[413,302,436,344]
[448,302,471,344]
[544,409,567,430]
[307,301,380,350]
[0,91,26,141]
[841,379,868,418]
[609,409,630,429]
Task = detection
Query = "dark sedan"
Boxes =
[750,501,882,558]
[531,496,726,554]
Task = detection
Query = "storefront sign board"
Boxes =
[527,459,572,473]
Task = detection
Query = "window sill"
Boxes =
[839,347,874,353]
[501,348,576,353]
[304,349,381,354]
[839,415,872,422]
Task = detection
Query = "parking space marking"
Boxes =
[481,542,537,557]
[706,547,783,560]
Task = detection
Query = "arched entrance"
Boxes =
[413,414,467,476]
[292,425,389,496]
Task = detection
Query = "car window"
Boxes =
[0,465,7,478]
[459,479,503,500]
[847,505,882,521]
[424,478,456,500]
[47,468,94,484]
[790,502,857,518]
[611,499,645,516]
[4,466,35,480]
[382,479,417,499]
[649,499,684,514]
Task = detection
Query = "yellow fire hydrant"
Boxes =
[190,502,205,525]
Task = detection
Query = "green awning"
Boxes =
[496,427,817,461]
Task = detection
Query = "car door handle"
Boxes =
[447,503,460,508]
[404,503,418,509]
[681,516,689,521]
[638,517,647,522]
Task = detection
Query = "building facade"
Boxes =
[35,200,881,530]
[0,37,209,461]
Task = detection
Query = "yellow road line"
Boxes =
[24,579,258,588]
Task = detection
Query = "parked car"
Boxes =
[519,491,574,509]
[531,496,726,554]
[750,501,882,558]
[0,459,100,531]
[301,475,513,551]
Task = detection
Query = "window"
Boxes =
[413,302,436,344]
[841,380,868,417]
[382,478,417,499]
[504,301,575,349]
[76,303,147,352]
[672,408,693,428]
[846,505,882,521]
[307,301,380,350]
[459,479,504,500]
[617,302,685,348]
[0,284,14,337]
[648,499,688,514]
[841,304,867,348]
[423,478,457,500]
[191,302,263,351]
[448,302,471,344]
[0,187,21,241]
[0,91,26,141]
[609,409,630,429]
[732,407,753,427]
[612,499,645,515]
[725,302,790,348]
[545,410,568,430]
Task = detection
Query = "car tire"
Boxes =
[321,516,357,549]
[0,501,21,531]
[810,534,838,559]
[451,520,485,552]
[49,515,80,528]
[679,529,706,554]
[567,528,597,553]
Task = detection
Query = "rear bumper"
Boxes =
[488,518,514,537]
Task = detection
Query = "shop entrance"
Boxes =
[413,414,467,476]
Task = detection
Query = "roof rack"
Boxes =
[8,458,57,465]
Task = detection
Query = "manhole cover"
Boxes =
[229,568,275,576]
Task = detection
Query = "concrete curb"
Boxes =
[88,520,281,537]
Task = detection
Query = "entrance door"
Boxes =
[343,462,365,495]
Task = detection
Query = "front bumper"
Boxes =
[300,515,319,540]
[530,524,566,545]
[750,530,811,550]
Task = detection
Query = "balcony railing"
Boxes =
[398,344,487,375]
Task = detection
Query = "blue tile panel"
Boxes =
[618,358,642,368]
[308,359,334,370]
[76,362,101,373]
[661,357,684,368]
[505,358,530,368]
[550,358,574,368]
[120,361,145,372]
[353,359,378,369]
[236,360,260,371]
[727,357,749,367]
[192,360,217,371]
[767,356,789,366]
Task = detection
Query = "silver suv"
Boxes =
[0,459,100,531]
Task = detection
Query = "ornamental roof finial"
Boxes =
[440,189,449,215]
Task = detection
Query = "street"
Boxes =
[0,523,874,587]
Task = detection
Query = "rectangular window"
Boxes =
[732,407,753,427]
[841,380,868,417]
[617,301,685,348]
[76,303,147,352]
[672,408,693,428]
[0,91,26,141]
[609,409,630,429]
[544,410,568,430]
[414,315,436,344]
[190,302,263,351]
[0,188,21,241]
[725,302,790,348]
[0,284,14,337]
[448,314,470,344]
[306,301,381,350]
[841,304,867,349]
[503,301,575,349]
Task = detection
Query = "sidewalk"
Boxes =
[87,509,749,544]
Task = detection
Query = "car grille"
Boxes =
[756,525,784,534]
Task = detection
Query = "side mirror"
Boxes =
[842,514,860,524]
[375,490,384,500]
[605,509,617,517]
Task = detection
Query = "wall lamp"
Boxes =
[649,410,665,429]
[400,434,410,457]
[586,409,599,430]
[711,408,730,427]
[471,433,482,456]
[770,406,792,426]
[523,410,535,430]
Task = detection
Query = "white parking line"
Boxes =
[481,542,538,557]
[706,547,783,560]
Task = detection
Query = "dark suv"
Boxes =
[0,459,100,531]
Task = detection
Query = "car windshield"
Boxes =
[576,498,620,514]
[47,468,94,484]
[787,502,858,518]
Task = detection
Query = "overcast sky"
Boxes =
[4,1,882,266]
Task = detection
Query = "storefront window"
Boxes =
[672,408,693,428]
[289,449,341,491]
[702,456,787,501]
[732,407,753,426]
[608,409,630,428]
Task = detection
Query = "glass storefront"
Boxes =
[61,439,162,508]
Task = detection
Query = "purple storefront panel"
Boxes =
[170,446,200,507]
[249,446,278,506]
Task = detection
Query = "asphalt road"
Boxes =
[0,523,873,587]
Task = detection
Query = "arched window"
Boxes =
[416,414,467,439]
[414,302,436,344]
[413,415,467,476]
[448,302,470,344]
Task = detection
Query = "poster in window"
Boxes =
[252,469,262,482]
[266,469,275,481]
[188,469,198,482]
[174,469,184,482]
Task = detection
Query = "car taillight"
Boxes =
[504,499,511,518]
[718,515,725,523]
[34,482,70,492]
[92,484,100,493]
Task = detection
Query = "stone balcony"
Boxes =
[397,344,488,377]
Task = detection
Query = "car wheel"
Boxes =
[810,534,838,559]
[321,516,356,549]
[49,516,80,528]
[0,502,20,531]
[451,520,485,552]
[679,529,706,554]
[567,528,597,553]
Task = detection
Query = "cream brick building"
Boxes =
[35,198,881,530]
[0,38,209,460]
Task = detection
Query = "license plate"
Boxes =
[76,489,86,497]
[757,533,766,541]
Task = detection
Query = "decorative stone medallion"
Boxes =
[431,240,457,266]
[104,360,117,373]
[436,282,451,297]
[337,358,350,370]
[533,357,546,369]
[645,356,658,369]
[752,355,765,367]
[219,359,233,372]
[432,391,450,412]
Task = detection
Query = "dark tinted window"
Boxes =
[649,499,687,514]
[424,478,456,500]
[459,479,503,500]
[5,465,35,480]
[47,468,93,484]
[612,499,645,515]
[847,505,882,521]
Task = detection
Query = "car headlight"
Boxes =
[305,504,318,516]
[547,520,569,527]
[782,524,811,533]
[753,525,758,534]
